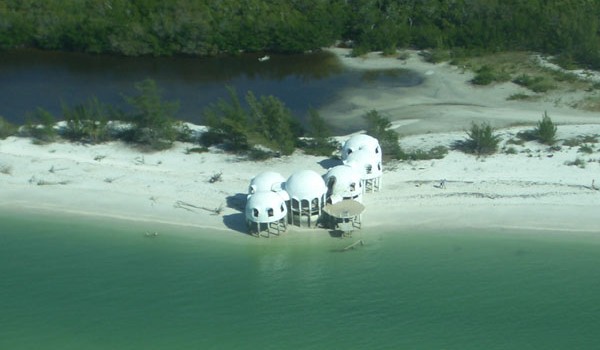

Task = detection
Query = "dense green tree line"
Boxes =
[1,0,599,67]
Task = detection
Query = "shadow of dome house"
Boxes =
[284,170,327,228]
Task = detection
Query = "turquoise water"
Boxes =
[2,211,600,349]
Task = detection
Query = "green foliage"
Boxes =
[457,122,501,155]
[471,65,510,86]
[507,93,534,101]
[3,1,600,69]
[202,86,250,152]
[399,146,448,161]
[24,108,57,144]
[246,92,298,155]
[0,116,17,139]
[578,145,594,154]
[300,108,339,156]
[534,111,557,145]
[61,97,111,143]
[565,157,586,168]
[512,75,555,93]
[185,146,208,154]
[202,87,301,157]
[362,110,402,159]
[123,79,180,150]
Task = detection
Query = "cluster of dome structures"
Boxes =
[245,134,383,237]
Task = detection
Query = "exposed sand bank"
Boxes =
[1,48,599,236]
[322,48,599,135]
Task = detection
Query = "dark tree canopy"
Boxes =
[1,0,599,68]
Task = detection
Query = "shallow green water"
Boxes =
[1,211,600,349]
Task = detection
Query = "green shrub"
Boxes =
[578,144,594,154]
[513,74,555,93]
[24,108,57,144]
[456,122,501,155]
[362,110,402,159]
[534,111,557,145]
[504,146,518,154]
[565,157,586,168]
[400,146,448,160]
[0,116,17,139]
[507,93,533,101]
[562,137,582,147]
[123,79,180,151]
[471,65,510,85]
[61,97,111,144]
[185,147,208,154]
[299,108,339,156]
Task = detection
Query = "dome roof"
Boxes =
[341,134,381,161]
[285,170,327,200]
[323,165,363,200]
[248,171,289,200]
[245,191,288,223]
[344,149,383,180]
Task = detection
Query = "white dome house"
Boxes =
[341,134,382,162]
[284,170,327,227]
[344,149,383,193]
[323,165,363,204]
[247,171,289,201]
[245,191,288,237]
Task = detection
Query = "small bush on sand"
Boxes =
[534,111,557,145]
[471,65,510,85]
[363,110,402,159]
[513,74,555,93]
[0,116,17,139]
[507,93,534,101]
[565,157,586,168]
[399,146,448,160]
[0,163,12,175]
[578,144,594,154]
[23,108,57,144]
[455,122,501,155]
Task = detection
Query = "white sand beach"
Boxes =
[1,48,599,235]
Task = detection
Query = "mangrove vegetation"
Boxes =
[1,0,599,68]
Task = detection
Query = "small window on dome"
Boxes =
[377,162,381,171]
[253,208,259,217]
[366,164,372,174]
[267,208,274,217]
[350,183,356,191]
[376,146,380,154]
[347,149,353,155]
[280,204,285,212]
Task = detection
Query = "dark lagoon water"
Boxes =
[0,49,422,132]
[2,211,600,349]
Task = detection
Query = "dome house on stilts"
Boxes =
[284,170,327,227]
[245,191,288,237]
[245,171,289,237]
[341,134,383,193]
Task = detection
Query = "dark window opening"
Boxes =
[253,208,259,217]
[366,165,372,174]
[267,208,274,217]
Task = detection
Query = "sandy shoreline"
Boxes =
[1,48,599,236]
